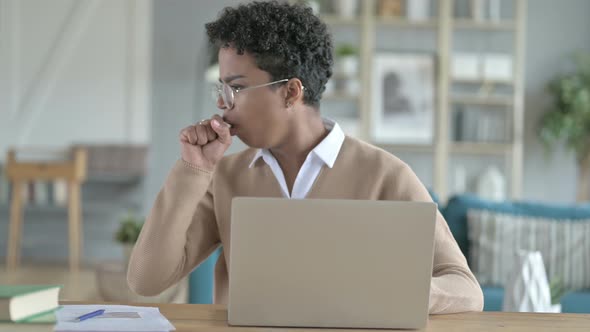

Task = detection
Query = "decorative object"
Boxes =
[471,0,485,21]
[487,0,501,22]
[452,53,481,81]
[476,166,506,201]
[371,53,435,144]
[471,0,501,21]
[332,0,357,18]
[406,0,430,21]
[335,43,359,76]
[378,0,403,17]
[538,52,590,202]
[502,250,553,312]
[453,164,468,194]
[483,53,513,81]
[115,213,144,266]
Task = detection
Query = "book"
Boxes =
[0,285,61,322]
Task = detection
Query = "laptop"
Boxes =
[228,197,437,329]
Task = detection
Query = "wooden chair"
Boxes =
[5,147,87,272]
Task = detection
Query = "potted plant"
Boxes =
[115,212,144,266]
[549,277,568,313]
[335,43,359,76]
[538,52,590,201]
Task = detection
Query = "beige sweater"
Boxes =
[127,136,483,314]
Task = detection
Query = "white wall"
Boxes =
[0,0,151,161]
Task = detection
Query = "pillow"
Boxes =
[467,209,590,290]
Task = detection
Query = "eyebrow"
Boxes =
[219,74,246,83]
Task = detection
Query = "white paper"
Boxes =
[54,305,175,332]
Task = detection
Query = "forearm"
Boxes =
[127,159,213,296]
[429,266,484,314]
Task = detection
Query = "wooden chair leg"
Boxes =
[68,181,82,272]
[7,181,24,270]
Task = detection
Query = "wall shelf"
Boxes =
[321,15,361,25]
[451,95,514,107]
[452,78,514,85]
[322,93,360,101]
[451,142,512,155]
[453,19,516,31]
[378,144,435,153]
[376,18,438,28]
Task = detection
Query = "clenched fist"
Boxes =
[179,114,233,171]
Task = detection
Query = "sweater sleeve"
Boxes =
[394,163,484,314]
[127,159,221,296]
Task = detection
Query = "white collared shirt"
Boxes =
[248,118,345,199]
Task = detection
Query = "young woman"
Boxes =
[127,1,483,314]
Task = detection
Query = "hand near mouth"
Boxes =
[179,114,233,171]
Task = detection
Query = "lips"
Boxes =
[222,116,237,135]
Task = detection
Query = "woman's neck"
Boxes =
[269,108,328,189]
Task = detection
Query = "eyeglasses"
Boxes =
[212,78,290,109]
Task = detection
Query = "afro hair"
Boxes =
[205,1,334,107]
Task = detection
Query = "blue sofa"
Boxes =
[188,194,590,313]
[443,194,590,313]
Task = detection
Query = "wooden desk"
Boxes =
[48,302,587,331]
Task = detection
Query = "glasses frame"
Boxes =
[214,78,291,109]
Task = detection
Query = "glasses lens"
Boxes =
[222,84,234,109]
[211,85,221,102]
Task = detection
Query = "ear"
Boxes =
[284,78,305,107]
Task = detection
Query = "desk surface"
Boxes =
[4,302,590,331]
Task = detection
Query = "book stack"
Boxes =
[0,285,62,323]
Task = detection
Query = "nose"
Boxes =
[216,94,227,110]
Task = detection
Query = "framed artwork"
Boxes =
[371,53,435,144]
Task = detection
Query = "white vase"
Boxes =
[502,250,552,312]
[546,304,562,313]
[332,0,357,18]
[336,56,359,76]
[477,166,506,201]
[406,0,430,21]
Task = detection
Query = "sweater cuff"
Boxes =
[170,159,214,180]
[179,159,214,175]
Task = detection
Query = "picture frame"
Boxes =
[371,53,435,144]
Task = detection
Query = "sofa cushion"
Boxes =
[467,209,590,290]
[442,194,590,264]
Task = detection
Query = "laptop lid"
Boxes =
[228,197,437,329]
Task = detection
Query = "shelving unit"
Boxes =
[320,0,526,202]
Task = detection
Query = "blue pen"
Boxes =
[75,309,105,322]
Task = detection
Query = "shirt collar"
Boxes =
[248,118,345,169]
